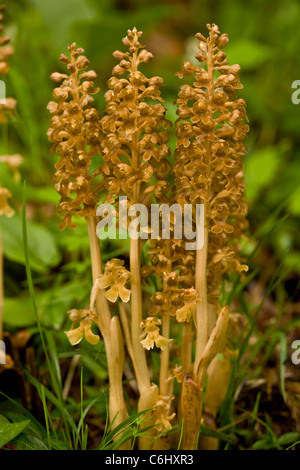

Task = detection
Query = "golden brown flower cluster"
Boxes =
[169,23,249,448]
[140,316,172,351]
[100,27,175,354]
[0,5,16,123]
[174,23,249,305]
[47,43,102,230]
[100,27,171,209]
[96,258,131,303]
[146,230,197,315]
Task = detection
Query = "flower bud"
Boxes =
[218,33,229,48]
[50,72,68,83]
[112,64,126,77]
[138,49,153,63]
[113,50,127,60]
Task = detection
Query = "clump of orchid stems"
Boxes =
[48,24,248,450]
[47,43,129,448]
[173,23,249,448]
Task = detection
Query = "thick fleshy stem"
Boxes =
[86,216,129,448]
[193,31,214,376]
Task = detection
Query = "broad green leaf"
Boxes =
[0,213,61,272]
[0,395,46,438]
[4,295,38,327]
[0,416,30,448]
[252,439,272,450]
[244,146,281,202]
[288,186,300,216]
[4,278,88,329]
[278,432,300,447]
[12,433,48,450]
[40,280,89,329]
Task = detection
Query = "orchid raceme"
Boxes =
[0,4,22,370]
[48,41,130,447]
[47,43,102,230]
[48,24,249,450]
[173,23,249,448]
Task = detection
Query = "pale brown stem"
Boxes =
[196,306,229,388]
[129,45,159,449]
[194,203,209,375]
[129,47,152,394]
[62,354,81,401]
[181,375,202,450]
[119,302,135,366]
[130,182,159,449]
[70,48,129,445]
[181,323,193,373]
[193,35,214,378]
[108,316,128,430]
[208,303,217,336]
[86,215,129,445]
[159,246,172,397]
[86,215,111,336]
[159,313,170,397]
[130,236,151,392]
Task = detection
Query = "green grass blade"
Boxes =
[40,385,51,450]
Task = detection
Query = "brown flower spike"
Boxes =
[48,43,130,447]
[174,23,249,448]
[100,27,173,446]
[100,28,171,208]
[47,43,102,230]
